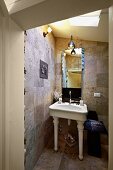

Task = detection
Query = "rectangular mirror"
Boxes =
[61,48,84,101]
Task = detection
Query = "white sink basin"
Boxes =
[49,102,87,114]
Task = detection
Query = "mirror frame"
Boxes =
[61,48,85,101]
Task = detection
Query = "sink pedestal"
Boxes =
[77,120,84,160]
[53,116,85,160]
[49,102,87,160]
[53,116,59,151]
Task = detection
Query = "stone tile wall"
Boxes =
[55,37,108,129]
[24,33,108,170]
[24,26,55,170]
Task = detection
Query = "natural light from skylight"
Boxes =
[69,10,101,27]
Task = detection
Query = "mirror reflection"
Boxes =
[62,49,82,88]
[62,48,84,88]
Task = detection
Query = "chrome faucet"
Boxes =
[69,90,71,104]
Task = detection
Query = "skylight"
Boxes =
[69,10,101,27]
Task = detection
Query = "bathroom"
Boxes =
[24,9,108,170]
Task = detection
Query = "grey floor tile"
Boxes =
[33,149,63,170]
[34,147,108,170]
[33,119,108,170]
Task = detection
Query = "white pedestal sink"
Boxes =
[49,102,88,160]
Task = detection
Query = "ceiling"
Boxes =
[6,0,112,31]
[50,9,108,42]
[4,0,46,13]
[2,0,112,41]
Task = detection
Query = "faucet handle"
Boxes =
[69,90,71,95]
[69,90,71,104]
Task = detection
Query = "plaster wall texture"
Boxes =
[24,26,55,170]
[0,12,3,170]
[0,16,24,170]
[109,6,113,170]
[55,37,108,129]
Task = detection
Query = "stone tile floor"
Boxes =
[34,119,108,170]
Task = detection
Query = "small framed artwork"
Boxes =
[40,60,48,79]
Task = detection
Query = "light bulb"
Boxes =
[47,27,52,33]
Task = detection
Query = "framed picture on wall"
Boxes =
[40,60,48,79]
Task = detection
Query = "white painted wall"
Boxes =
[109,6,113,170]
[0,11,4,170]
[0,5,24,170]
[6,18,24,170]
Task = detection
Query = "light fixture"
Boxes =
[71,48,76,55]
[68,35,75,49]
[43,26,52,37]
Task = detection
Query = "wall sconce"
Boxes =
[43,26,52,37]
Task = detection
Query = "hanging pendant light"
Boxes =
[68,35,75,49]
